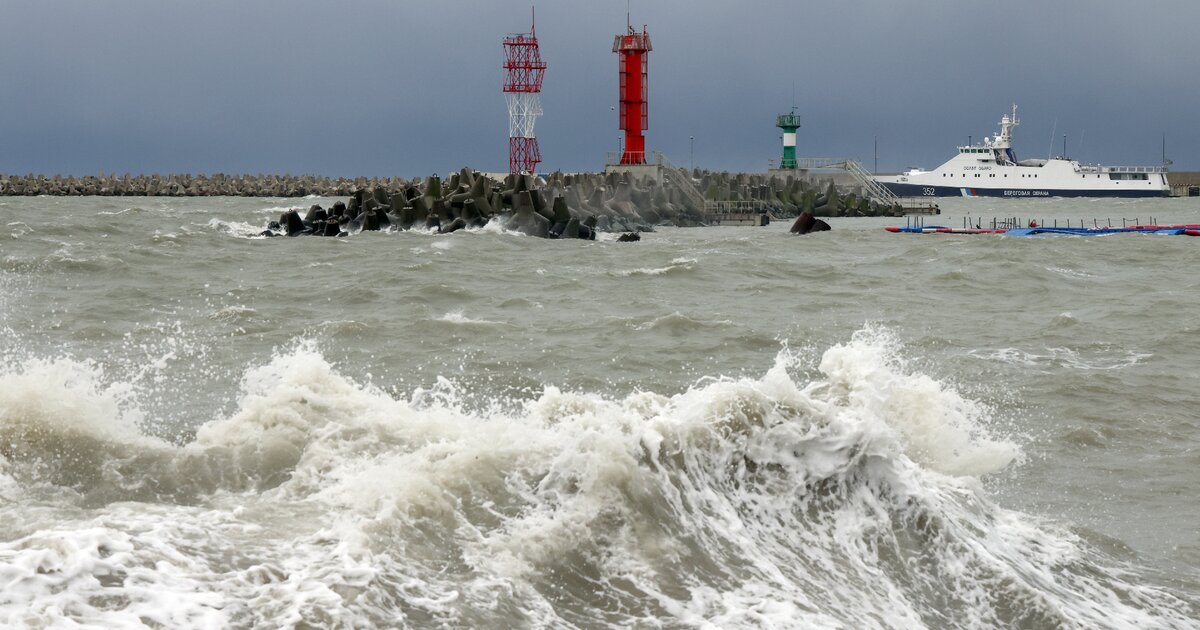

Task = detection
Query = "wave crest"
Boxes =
[2,333,1195,628]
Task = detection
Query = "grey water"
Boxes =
[1,195,1198,628]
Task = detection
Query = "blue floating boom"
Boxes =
[886,224,1200,237]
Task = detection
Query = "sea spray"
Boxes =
[818,327,1020,476]
[0,334,1195,628]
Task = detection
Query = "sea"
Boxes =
[1,195,1198,629]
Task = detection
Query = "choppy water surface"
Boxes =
[1,195,1199,628]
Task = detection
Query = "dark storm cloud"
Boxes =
[3,0,1198,176]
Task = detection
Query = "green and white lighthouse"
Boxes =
[776,108,801,169]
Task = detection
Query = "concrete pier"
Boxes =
[1167,172,1200,197]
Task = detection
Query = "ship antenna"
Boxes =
[1047,117,1057,161]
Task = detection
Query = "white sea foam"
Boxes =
[7,221,33,239]
[207,217,272,239]
[633,311,734,332]
[0,357,160,451]
[0,334,1194,628]
[435,311,502,326]
[209,305,258,322]
[972,346,1152,371]
[616,257,697,277]
[259,205,302,214]
[819,328,1019,476]
[1048,266,1094,279]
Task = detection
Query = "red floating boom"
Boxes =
[503,12,547,173]
[613,25,651,165]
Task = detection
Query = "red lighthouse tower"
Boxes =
[503,11,547,174]
[613,23,651,165]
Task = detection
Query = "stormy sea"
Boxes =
[1,195,1198,628]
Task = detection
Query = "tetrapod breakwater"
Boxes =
[2,168,907,230]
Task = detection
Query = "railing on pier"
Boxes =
[705,200,765,214]
[605,151,651,166]
[768,157,848,171]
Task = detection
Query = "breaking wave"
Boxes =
[0,331,1194,628]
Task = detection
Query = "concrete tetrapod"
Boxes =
[790,211,831,235]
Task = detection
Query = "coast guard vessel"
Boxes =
[874,106,1170,198]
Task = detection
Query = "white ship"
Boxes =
[874,106,1169,198]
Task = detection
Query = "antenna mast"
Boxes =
[502,8,547,173]
[1047,118,1057,161]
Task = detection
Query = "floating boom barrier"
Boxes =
[887,215,1200,237]
[886,223,1200,237]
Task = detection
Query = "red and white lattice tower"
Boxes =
[613,22,651,165]
[502,12,546,174]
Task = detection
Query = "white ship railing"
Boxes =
[768,157,846,170]
[1078,165,1169,174]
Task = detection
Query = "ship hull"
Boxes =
[880,182,1169,199]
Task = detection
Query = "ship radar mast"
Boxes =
[977,104,1020,164]
[992,104,1019,149]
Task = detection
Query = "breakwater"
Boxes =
[0,173,379,197]
[1,168,897,228]
[261,168,891,237]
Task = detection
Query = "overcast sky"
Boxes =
[3,0,1199,176]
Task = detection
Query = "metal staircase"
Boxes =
[652,152,765,220]
[835,160,900,205]
[826,159,938,213]
[651,152,707,210]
